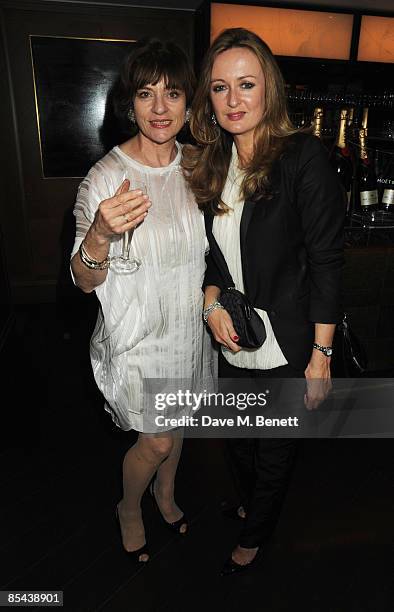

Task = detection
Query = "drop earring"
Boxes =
[211,112,217,126]
[128,108,136,124]
[185,108,191,124]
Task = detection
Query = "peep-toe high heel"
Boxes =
[149,479,188,535]
[115,505,150,563]
[221,547,262,576]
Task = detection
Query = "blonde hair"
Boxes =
[182,28,297,213]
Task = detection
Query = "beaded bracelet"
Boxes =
[79,241,110,270]
[202,300,224,324]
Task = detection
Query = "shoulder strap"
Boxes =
[204,213,235,289]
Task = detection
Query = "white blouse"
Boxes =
[213,143,288,370]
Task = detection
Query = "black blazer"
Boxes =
[204,132,345,371]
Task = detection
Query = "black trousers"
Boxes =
[219,351,304,548]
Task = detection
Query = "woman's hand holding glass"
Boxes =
[93,178,151,273]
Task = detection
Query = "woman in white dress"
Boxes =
[70,38,214,563]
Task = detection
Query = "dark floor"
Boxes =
[1,299,393,612]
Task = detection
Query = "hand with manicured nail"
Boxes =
[206,308,241,352]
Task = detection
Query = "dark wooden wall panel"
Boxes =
[0,1,200,303]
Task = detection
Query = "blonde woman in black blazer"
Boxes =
[183,28,344,575]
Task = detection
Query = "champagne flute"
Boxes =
[110,177,147,274]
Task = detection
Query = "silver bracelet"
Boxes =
[203,300,224,324]
[79,241,110,270]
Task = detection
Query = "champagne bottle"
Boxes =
[329,109,352,213]
[346,107,355,141]
[312,107,324,139]
[357,128,379,216]
[375,149,385,206]
[346,107,357,205]
[361,107,369,138]
[381,154,394,213]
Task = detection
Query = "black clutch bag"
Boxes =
[331,312,368,377]
[220,286,267,349]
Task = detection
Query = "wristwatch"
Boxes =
[313,342,333,357]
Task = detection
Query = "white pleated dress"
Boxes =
[71,143,215,432]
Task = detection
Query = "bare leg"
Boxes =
[118,433,174,560]
[153,431,187,533]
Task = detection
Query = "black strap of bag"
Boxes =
[332,312,368,377]
[204,213,237,290]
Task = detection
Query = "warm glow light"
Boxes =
[211,3,353,60]
[358,15,394,63]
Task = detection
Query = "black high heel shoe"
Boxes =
[221,505,246,521]
[221,547,262,576]
[149,480,188,535]
[115,505,150,563]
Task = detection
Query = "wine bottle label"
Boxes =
[382,189,394,206]
[360,190,378,206]
[378,178,394,187]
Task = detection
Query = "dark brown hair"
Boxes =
[114,38,195,129]
[182,28,297,213]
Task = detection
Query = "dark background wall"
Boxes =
[0,0,209,307]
